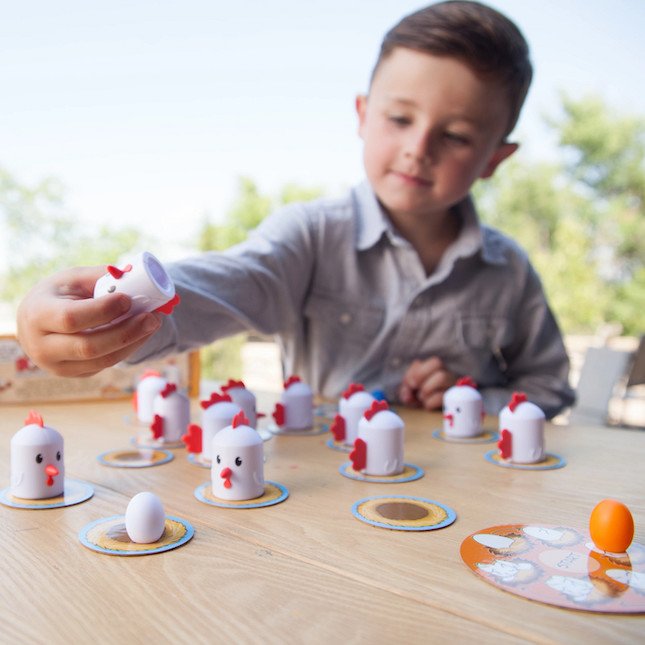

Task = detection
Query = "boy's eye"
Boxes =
[444,131,470,145]
[389,115,411,126]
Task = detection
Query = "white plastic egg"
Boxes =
[125,492,166,544]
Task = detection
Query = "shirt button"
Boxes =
[339,312,352,325]
[413,296,425,308]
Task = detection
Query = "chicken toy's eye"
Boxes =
[216,455,221,464]
[56,451,61,461]
[235,457,242,467]
[35,454,43,464]
[456,407,461,413]
[107,285,116,293]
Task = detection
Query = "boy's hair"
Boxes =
[371,1,533,138]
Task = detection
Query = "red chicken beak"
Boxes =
[45,464,59,487]
[220,467,232,489]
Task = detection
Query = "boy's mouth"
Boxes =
[391,170,432,187]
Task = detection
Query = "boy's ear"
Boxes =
[355,94,368,139]
[480,142,518,179]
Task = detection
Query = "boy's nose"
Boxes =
[405,130,433,164]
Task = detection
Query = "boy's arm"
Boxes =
[16,266,162,377]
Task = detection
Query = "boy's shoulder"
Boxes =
[479,222,532,268]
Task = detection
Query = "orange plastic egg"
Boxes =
[589,499,634,553]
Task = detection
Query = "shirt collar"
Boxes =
[353,181,506,265]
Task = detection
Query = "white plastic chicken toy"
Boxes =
[497,392,546,464]
[134,370,168,424]
[150,383,190,444]
[442,376,485,438]
[330,383,376,446]
[182,393,242,463]
[211,411,264,501]
[272,375,313,431]
[350,400,404,476]
[93,250,180,324]
[11,411,65,499]
[221,379,258,428]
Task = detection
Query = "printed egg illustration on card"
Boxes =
[211,412,264,501]
[11,411,64,500]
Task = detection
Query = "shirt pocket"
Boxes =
[303,292,384,346]
[456,314,513,351]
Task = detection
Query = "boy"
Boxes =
[16,1,575,418]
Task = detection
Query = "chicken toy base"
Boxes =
[266,421,328,437]
[97,449,174,468]
[432,428,499,444]
[484,450,566,470]
[461,523,645,613]
[339,462,423,483]
[79,515,193,556]
[194,481,289,508]
[0,479,94,509]
[130,433,185,450]
[352,495,456,531]
[326,438,352,453]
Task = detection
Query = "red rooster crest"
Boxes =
[107,263,133,279]
[200,392,232,410]
[222,379,246,392]
[25,410,44,428]
[232,411,250,428]
[457,376,477,389]
[283,375,301,389]
[160,383,177,398]
[155,293,180,315]
[342,383,365,399]
[364,399,389,421]
[508,392,527,412]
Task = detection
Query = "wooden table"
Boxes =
[1,398,643,644]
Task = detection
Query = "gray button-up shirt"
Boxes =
[131,181,575,418]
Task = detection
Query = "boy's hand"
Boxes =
[16,266,162,378]
[398,357,458,411]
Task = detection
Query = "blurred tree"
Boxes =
[474,94,645,336]
[198,177,323,380]
[0,167,146,304]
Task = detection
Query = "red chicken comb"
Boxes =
[457,376,477,389]
[107,263,133,279]
[342,383,365,399]
[364,399,389,421]
[25,410,44,427]
[160,383,177,398]
[140,369,162,380]
[232,411,250,428]
[283,375,301,389]
[222,379,246,392]
[200,392,232,409]
[508,392,528,412]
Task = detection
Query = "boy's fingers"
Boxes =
[36,313,162,376]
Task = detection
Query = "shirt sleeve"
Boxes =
[127,203,317,363]
[480,263,576,419]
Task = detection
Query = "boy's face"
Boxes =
[356,48,517,223]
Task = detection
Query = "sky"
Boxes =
[2,0,645,261]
